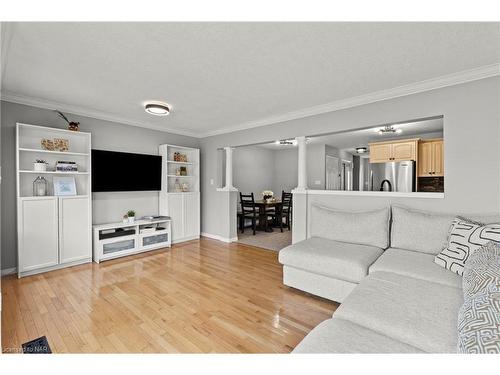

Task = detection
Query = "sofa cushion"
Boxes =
[457,283,500,353]
[310,205,390,249]
[463,241,500,300]
[293,318,423,353]
[390,205,454,255]
[278,237,384,283]
[334,271,464,353]
[435,217,500,276]
[369,248,462,288]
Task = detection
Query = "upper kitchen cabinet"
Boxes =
[418,139,444,177]
[369,139,418,163]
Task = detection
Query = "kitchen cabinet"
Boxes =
[369,139,418,163]
[418,139,444,177]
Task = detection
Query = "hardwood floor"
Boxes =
[2,238,337,353]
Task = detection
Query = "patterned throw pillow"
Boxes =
[434,217,500,276]
[463,242,500,300]
[457,283,500,353]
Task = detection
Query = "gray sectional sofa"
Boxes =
[278,204,500,353]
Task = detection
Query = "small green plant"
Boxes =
[127,210,136,217]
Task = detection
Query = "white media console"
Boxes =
[93,218,171,263]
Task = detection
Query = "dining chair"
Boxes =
[280,190,293,231]
[240,192,258,235]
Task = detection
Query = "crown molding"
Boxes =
[0,91,200,138]
[202,63,500,137]
[2,63,499,139]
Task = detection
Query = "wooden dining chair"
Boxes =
[240,192,258,235]
[280,190,293,231]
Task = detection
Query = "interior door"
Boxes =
[19,197,59,273]
[59,196,91,264]
[325,155,340,190]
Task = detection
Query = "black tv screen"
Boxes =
[92,150,162,192]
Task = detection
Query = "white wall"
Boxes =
[1,100,199,270]
[200,77,500,238]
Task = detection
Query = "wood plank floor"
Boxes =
[2,238,337,353]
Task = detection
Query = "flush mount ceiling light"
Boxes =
[355,147,368,154]
[376,125,402,135]
[144,102,171,116]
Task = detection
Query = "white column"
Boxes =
[223,146,237,191]
[296,136,307,191]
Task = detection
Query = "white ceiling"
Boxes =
[259,117,443,150]
[2,22,499,137]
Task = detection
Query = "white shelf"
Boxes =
[19,148,90,156]
[166,160,195,165]
[19,170,90,175]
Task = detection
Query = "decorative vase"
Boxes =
[33,162,47,172]
[68,122,80,131]
[33,176,48,196]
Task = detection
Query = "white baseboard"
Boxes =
[201,232,238,243]
[1,267,17,276]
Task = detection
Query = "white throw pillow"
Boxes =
[434,217,500,276]
[310,205,390,249]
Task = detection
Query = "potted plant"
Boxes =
[33,159,47,172]
[127,210,136,223]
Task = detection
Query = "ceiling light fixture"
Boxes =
[355,147,367,154]
[376,125,402,135]
[144,102,171,116]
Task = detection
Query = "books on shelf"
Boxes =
[56,161,78,172]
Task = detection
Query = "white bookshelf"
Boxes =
[16,123,92,277]
[159,144,200,243]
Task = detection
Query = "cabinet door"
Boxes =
[59,196,91,264]
[183,193,200,239]
[369,143,392,163]
[433,141,444,177]
[418,142,433,177]
[168,194,184,241]
[19,198,59,273]
[392,141,416,161]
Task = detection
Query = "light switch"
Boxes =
[314,180,322,185]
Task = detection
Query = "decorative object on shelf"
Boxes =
[53,138,70,152]
[180,166,187,176]
[33,176,48,196]
[56,161,78,172]
[173,152,188,162]
[33,159,48,172]
[122,214,129,224]
[262,190,274,202]
[181,182,190,192]
[41,138,55,151]
[174,178,182,192]
[127,210,136,223]
[56,110,80,132]
[53,176,77,196]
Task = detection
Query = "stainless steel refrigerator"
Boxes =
[362,160,415,192]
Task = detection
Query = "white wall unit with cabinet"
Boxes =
[159,144,200,243]
[16,123,92,277]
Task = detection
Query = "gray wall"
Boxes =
[233,145,275,196]
[273,148,298,195]
[200,77,500,237]
[1,100,199,270]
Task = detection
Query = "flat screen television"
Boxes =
[92,149,162,192]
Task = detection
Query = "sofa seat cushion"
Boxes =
[369,248,462,288]
[278,237,384,283]
[334,271,464,353]
[293,318,423,353]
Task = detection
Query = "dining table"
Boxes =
[254,199,283,232]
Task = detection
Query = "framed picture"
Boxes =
[53,176,77,196]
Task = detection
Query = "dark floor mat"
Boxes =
[22,336,52,354]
